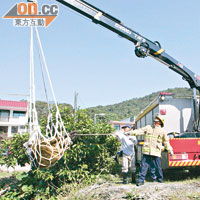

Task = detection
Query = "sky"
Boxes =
[1,0,200,109]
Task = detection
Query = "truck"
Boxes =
[49,0,200,170]
[135,92,197,134]
[135,92,200,170]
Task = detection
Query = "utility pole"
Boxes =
[74,91,78,116]
[94,113,105,124]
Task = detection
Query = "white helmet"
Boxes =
[154,114,164,127]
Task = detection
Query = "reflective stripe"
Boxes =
[142,148,150,152]
[144,135,158,139]
[143,147,160,152]
[144,135,162,143]
[175,161,181,166]
[192,161,197,166]
[94,12,103,20]
[172,162,176,166]
[157,139,162,142]
[188,161,193,166]
[154,49,164,55]
[170,160,200,167]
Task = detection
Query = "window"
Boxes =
[11,126,18,133]
[20,126,25,130]
[0,110,10,121]
[114,124,120,131]
[13,111,26,118]
[0,126,8,139]
[0,126,8,134]
[0,110,10,116]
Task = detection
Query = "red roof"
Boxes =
[0,100,28,108]
[159,92,173,96]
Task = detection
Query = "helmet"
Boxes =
[121,124,132,129]
[154,115,165,127]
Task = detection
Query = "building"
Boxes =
[108,117,135,131]
[0,100,28,138]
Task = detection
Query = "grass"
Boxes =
[71,171,200,200]
[0,170,11,178]
[0,170,13,191]
[1,169,200,200]
[163,169,200,183]
[169,192,200,200]
[0,170,22,190]
[57,174,120,200]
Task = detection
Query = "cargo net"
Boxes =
[24,27,72,169]
[26,110,72,169]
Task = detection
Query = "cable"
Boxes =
[35,28,51,114]
[73,133,113,136]
[25,26,72,169]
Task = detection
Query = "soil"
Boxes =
[1,169,200,200]
[74,170,200,200]
[79,182,200,200]
[77,180,200,200]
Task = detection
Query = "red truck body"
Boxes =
[168,138,200,168]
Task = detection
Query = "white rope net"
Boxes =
[24,27,72,169]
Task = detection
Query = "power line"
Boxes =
[0,93,29,97]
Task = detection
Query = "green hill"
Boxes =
[36,101,73,122]
[85,87,194,121]
[36,87,194,122]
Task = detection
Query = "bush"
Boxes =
[0,133,29,167]
[0,108,120,199]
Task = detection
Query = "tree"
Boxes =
[0,108,120,199]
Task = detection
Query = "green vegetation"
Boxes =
[86,87,194,121]
[0,134,29,168]
[36,101,73,123]
[36,87,194,122]
[0,171,12,179]
[0,87,198,199]
[0,108,120,199]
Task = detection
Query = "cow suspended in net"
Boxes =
[24,27,72,169]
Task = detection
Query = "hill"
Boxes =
[35,101,73,122]
[85,87,193,121]
[35,87,194,122]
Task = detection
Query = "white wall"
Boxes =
[0,110,28,137]
[160,98,193,133]
[135,98,194,133]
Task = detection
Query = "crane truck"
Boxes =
[51,0,200,170]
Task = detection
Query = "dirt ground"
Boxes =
[73,171,200,200]
[76,180,200,200]
[74,180,200,200]
[1,169,200,199]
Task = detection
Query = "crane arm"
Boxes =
[55,0,200,131]
[56,0,200,90]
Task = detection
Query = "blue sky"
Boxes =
[1,0,200,108]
